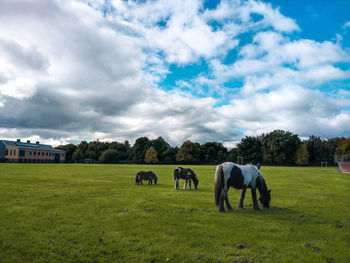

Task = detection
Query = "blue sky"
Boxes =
[0,0,349,147]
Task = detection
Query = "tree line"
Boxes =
[56,130,350,166]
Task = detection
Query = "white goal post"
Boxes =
[320,162,328,168]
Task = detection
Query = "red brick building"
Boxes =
[0,139,66,163]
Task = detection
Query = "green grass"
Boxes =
[0,164,349,263]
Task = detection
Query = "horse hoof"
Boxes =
[217,206,225,212]
[237,206,245,209]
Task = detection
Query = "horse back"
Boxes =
[227,165,245,189]
[221,162,260,189]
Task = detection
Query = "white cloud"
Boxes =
[0,0,349,147]
[217,86,350,138]
[343,21,350,28]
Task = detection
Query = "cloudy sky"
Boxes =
[0,0,349,147]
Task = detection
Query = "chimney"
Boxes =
[17,139,20,142]
[27,140,30,143]
[36,141,39,144]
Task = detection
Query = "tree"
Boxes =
[335,138,350,161]
[261,130,301,165]
[144,147,159,163]
[176,140,201,164]
[236,136,262,164]
[131,137,151,163]
[227,148,240,163]
[306,136,334,165]
[162,147,178,164]
[151,137,171,162]
[295,143,309,165]
[55,144,77,163]
[99,149,120,163]
[336,138,350,154]
[200,142,227,164]
[72,149,85,163]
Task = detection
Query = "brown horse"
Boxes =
[173,167,198,190]
[135,171,158,185]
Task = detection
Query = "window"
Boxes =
[19,150,25,157]
[46,152,48,156]
[34,151,36,155]
[29,151,32,155]
[5,150,8,156]
[14,150,16,156]
[42,152,44,156]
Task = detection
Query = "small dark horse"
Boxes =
[135,171,158,185]
[214,162,271,212]
[173,167,199,190]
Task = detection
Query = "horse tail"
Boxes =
[173,167,179,181]
[214,164,225,208]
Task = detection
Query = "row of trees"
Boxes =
[56,130,350,166]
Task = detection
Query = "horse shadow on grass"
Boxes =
[238,206,331,226]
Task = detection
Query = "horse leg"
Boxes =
[175,178,180,190]
[237,188,247,209]
[251,188,261,210]
[140,180,143,185]
[224,192,234,211]
[218,190,226,212]
[183,179,188,190]
[188,180,192,190]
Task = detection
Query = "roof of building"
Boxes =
[0,139,64,152]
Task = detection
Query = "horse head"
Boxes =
[259,189,271,208]
[191,171,199,190]
[153,173,158,184]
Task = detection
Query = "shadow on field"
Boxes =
[256,206,329,225]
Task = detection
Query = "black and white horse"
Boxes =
[173,167,199,190]
[214,162,271,212]
[135,171,158,185]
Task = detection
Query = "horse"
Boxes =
[135,171,158,185]
[214,162,271,212]
[173,167,199,190]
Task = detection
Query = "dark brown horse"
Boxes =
[135,171,158,185]
[173,167,198,190]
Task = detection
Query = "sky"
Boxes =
[0,0,349,148]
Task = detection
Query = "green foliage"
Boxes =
[144,146,159,163]
[99,149,120,163]
[336,138,350,154]
[130,137,151,163]
[176,140,201,164]
[150,137,171,163]
[261,130,301,165]
[295,143,309,165]
[236,136,262,164]
[200,142,227,164]
[0,164,349,262]
[55,144,77,162]
[56,131,346,165]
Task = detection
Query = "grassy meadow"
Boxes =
[0,164,349,263]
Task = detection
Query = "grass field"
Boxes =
[0,164,349,263]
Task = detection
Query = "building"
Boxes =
[0,139,66,163]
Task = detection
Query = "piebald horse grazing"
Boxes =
[214,162,271,212]
[173,167,199,190]
[135,171,158,185]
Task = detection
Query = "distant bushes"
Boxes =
[55,130,349,166]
